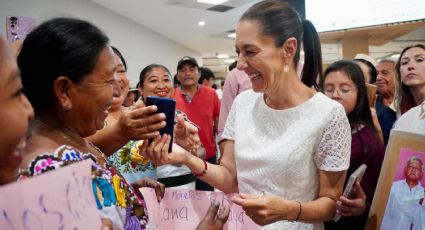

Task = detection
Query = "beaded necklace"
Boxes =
[36,119,107,163]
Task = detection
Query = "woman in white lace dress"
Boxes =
[142,1,351,229]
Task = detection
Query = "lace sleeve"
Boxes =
[314,105,351,171]
[221,99,237,141]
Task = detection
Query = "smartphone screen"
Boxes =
[145,96,176,152]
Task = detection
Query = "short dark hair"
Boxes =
[228,61,237,71]
[322,60,374,130]
[111,46,127,71]
[240,0,322,89]
[139,63,172,88]
[18,17,109,114]
[198,67,215,84]
[354,58,377,84]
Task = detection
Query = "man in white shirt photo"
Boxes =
[381,157,425,230]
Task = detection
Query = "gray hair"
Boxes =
[406,156,424,171]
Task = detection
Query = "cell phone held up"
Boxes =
[145,96,176,152]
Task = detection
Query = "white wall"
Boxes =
[0,0,201,86]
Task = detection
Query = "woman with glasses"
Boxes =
[321,60,385,230]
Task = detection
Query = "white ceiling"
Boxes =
[91,0,258,57]
[91,0,425,77]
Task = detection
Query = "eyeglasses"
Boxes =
[407,165,422,172]
[323,87,356,97]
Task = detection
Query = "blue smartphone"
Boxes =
[145,96,176,152]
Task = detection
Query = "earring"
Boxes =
[63,104,71,111]
[283,64,290,73]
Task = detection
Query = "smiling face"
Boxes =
[177,63,199,88]
[0,38,34,184]
[376,61,396,95]
[323,71,358,114]
[399,47,425,88]
[67,46,117,137]
[140,66,173,102]
[235,20,285,93]
[110,53,129,110]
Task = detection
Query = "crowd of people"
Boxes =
[0,0,424,229]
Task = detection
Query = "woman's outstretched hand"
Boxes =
[117,101,166,141]
[174,114,201,155]
[138,134,192,166]
[231,193,291,226]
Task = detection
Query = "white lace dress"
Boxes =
[222,90,351,230]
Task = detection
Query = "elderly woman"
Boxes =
[88,47,159,184]
[17,17,163,230]
[142,1,351,229]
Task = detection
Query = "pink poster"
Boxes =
[141,188,261,230]
[6,15,36,42]
[0,160,101,229]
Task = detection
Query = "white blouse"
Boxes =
[223,90,351,230]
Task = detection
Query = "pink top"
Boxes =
[217,69,251,143]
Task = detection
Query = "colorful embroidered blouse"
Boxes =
[18,145,148,230]
[107,140,156,184]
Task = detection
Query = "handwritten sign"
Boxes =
[141,188,260,230]
[0,160,101,229]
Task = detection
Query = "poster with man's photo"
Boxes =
[366,131,425,230]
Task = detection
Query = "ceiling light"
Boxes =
[197,0,228,5]
[224,59,235,63]
[227,33,236,38]
[198,21,206,26]
[216,54,229,59]
[391,53,400,59]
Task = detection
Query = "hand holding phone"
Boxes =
[334,164,367,222]
[145,96,176,152]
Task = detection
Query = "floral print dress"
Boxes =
[18,145,149,230]
[107,140,156,184]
